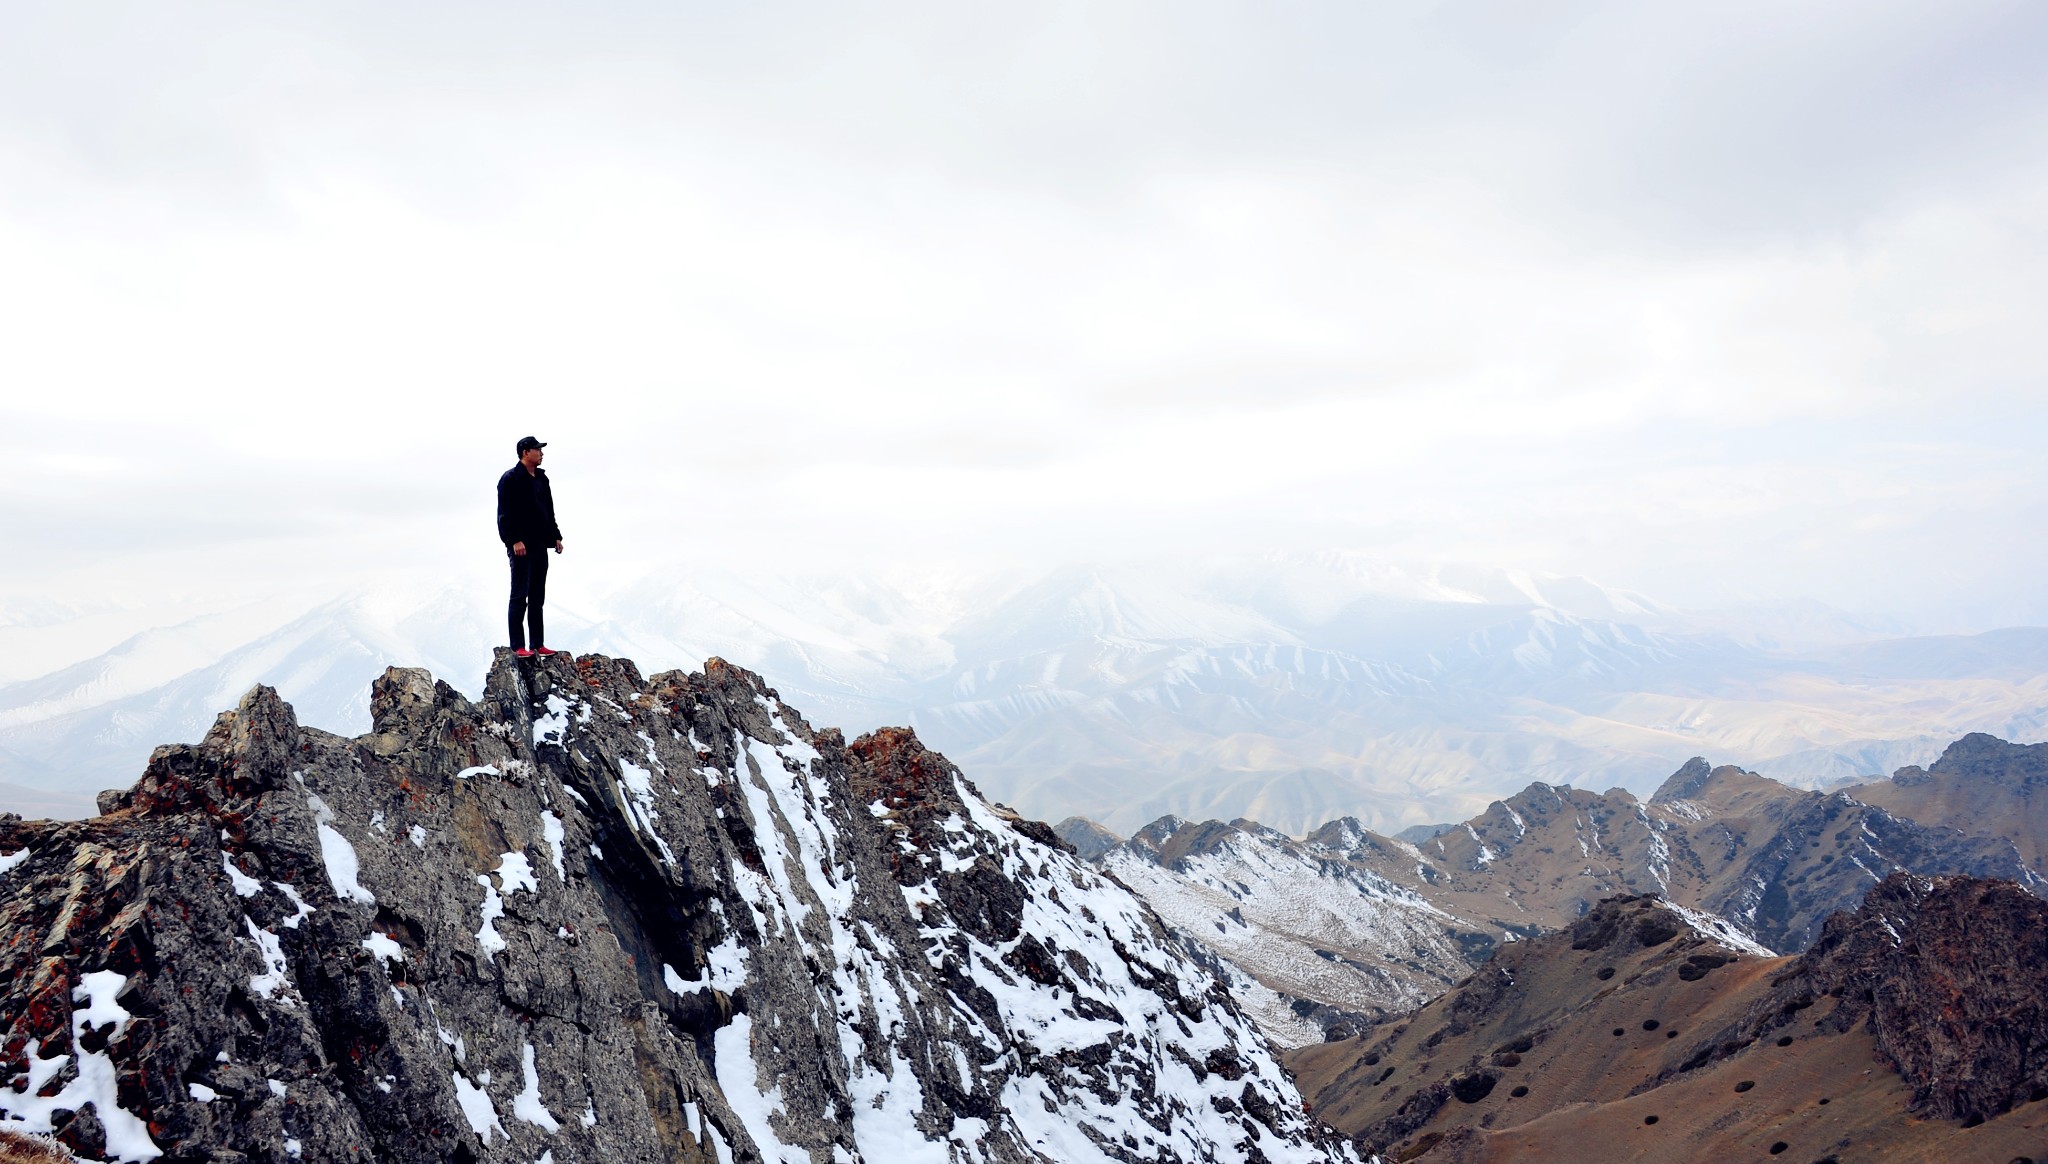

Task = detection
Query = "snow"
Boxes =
[512,1043,561,1132]
[273,881,315,928]
[307,794,375,905]
[362,931,405,965]
[614,757,677,865]
[664,936,749,997]
[475,876,507,958]
[0,974,163,1161]
[1662,799,1706,822]
[533,694,572,745]
[245,918,292,1001]
[714,1015,805,1164]
[268,1079,288,1097]
[74,970,131,1037]
[1664,902,1776,958]
[221,853,262,897]
[1101,821,1471,1046]
[409,824,428,849]
[495,851,538,896]
[0,848,27,876]
[540,811,567,879]
[452,1071,506,1145]
[456,764,501,780]
[188,1082,218,1102]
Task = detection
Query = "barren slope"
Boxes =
[1289,876,2048,1163]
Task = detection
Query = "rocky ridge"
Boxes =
[0,652,1351,1164]
[1850,732,2048,874]
[1071,745,2044,1046]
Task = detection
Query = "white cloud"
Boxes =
[2,1,2044,631]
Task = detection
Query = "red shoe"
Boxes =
[535,646,561,657]
[514,647,535,658]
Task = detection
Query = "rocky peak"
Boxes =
[0,650,1349,1164]
[1852,732,2048,874]
[1120,815,1265,868]
[1647,759,1781,816]
[1928,732,2048,785]
[1648,757,1714,803]
[1051,817,1123,863]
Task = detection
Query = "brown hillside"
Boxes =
[1289,876,2048,1163]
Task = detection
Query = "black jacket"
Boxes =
[496,465,562,549]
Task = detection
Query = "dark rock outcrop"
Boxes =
[0,653,1347,1164]
[1725,873,2048,1122]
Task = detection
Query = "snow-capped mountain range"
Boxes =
[4,553,2044,831]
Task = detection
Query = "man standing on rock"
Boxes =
[497,435,564,658]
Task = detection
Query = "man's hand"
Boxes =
[512,542,527,557]
[554,540,565,554]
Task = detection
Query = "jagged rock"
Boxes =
[0,652,1352,1164]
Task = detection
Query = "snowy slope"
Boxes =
[1095,817,1493,1047]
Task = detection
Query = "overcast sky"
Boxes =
[5,0,2045,631]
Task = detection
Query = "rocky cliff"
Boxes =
[0,652,1351,1164]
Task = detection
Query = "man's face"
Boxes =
[521,447,544,469]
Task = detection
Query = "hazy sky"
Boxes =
[6,1,2046,630]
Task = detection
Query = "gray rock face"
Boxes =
[0,652,1352,1164]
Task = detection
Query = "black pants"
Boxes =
[508,546,549,650]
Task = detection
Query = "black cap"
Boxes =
[516,436,547,452]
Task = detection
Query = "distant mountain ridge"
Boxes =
[1066,733,2048,1046]
[3,555,2044,834]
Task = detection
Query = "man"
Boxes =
[496,435,564,658]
